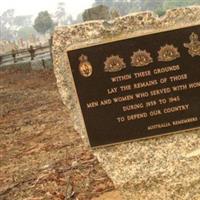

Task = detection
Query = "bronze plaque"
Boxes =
[67,25,200,147]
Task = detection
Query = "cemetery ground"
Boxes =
[0,69,122,200]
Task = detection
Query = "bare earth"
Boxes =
[0,70,122,200]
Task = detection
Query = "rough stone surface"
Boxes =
[53,7,200,199]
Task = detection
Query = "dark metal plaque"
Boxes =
[67,25,200,147]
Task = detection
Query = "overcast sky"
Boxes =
[0,0,94,18]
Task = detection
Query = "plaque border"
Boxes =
[67,23,200,148]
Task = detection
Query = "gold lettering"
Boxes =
[172,84,188,91]
[122,103,144,112]
[189,82,200,89]
[153,65,180,75]
[169,74,188,82]
[149,109,162,117]
[107,87,118,94]
[148,122,172,130]
[127,112,148,121]
[163,104,189,114]
[120,84,132,92]
[87,101,99,108]
[172,117,198,126]
[133,70,151,78]
[168,96,181,103]
[133,79,158,89]
[111,74,132,82]
[150,87,171,96]
[100,99,112,106]
[113,95,134,103]
[135,92,149,99]
[146,100,157,107]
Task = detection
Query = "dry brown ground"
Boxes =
[0,69,122,200]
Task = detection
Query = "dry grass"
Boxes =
[0,69,115,200]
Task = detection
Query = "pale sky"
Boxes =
[0,0,94,18]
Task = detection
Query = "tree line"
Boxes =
[0,2,81,41]
[93,0,200,16]
[1,0,200,41]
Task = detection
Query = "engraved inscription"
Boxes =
[68,24,200,147]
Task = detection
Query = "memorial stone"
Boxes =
[53,7,200,199]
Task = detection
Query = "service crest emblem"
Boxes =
[104,55,126,72]
[184,32,200,57]
[78,54,93,77]
[131,49,153,67]
[158,44,180,62]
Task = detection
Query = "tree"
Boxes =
[0,9,16,40]
[93,0,141,16]
[75,13,83,24]
[93,0,113,8]
[0,9,35,41]
[63,14,75,25]
[34,11,54,34]
[14,15,32,28]
[83,5,110,21]
[55,2,66,25]
[17,26,36,40]
[140,0,165,11]
[163,0,200,10]
[115,0,141,15]
[1,9,15,26]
